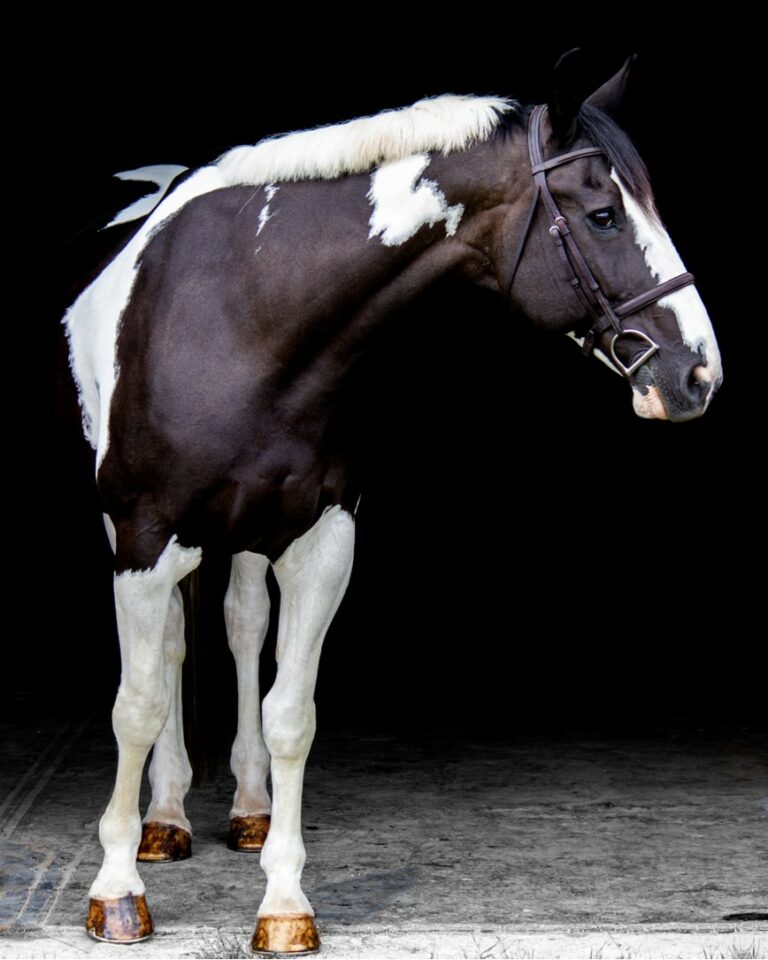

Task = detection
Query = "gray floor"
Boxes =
[1,704,767,957]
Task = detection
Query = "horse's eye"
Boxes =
[589,209,616,229]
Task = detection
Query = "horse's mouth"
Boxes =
[632,383,669,420]
[630,358,720,422]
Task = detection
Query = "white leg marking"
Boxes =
[144,586,193,832]
[89,538,201,900]
[104,165,189,228]
[368,154,464,247]
[103,516,194,830]
[258,506,355,917]
[611,170,722,388]
[225,552,272,818]
[63,165,229,466]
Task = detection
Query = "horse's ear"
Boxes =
[548,48,590,144]
[549,49,638,143]
[585,53,637,118]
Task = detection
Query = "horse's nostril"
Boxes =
[686,365,711,401]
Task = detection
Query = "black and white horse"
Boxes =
[63,54,721,952]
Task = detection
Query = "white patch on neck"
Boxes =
[104,165,188,228]
[611,170,722,386]
[367,154,464,247]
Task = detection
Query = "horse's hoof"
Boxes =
[228,814,271,852]
[251,914,320,954]
[85,894,154,942]
[137,821,192,862]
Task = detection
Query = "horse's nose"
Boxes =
[684,364,714,406]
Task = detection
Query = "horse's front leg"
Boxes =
[253,506,355,955]
[225,551,272,851]
[86,535,201,943]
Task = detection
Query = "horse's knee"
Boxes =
[113,681,169,747]
[225,553,271,655]
[262,695,316,762]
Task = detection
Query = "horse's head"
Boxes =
[501,53,721,422]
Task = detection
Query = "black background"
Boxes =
[13,22,761,748]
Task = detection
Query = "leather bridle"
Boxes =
[506,105,696,378]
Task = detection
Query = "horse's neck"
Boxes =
[270,136,524,383]
[211,133,530,430]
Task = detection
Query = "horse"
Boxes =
[61,51,721,953]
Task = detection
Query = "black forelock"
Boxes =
[494,101,657,216]
[574,103,656,215]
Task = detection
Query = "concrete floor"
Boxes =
[1,701,766,958]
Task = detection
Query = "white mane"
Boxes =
[216,95,516,187]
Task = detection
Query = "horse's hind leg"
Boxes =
[225,551,272,851]
[103,516,194,864]
[253,506,355,955]
[138,584,194,862]
[86,534,201,943]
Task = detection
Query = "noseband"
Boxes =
[507,105,696,378]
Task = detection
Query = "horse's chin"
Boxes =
[631,385,669,420]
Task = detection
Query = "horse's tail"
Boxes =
[180,567,218,785]
[104,165,188,228]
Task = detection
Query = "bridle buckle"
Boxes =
[609,329,660,378]
[549,215,568,238]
